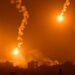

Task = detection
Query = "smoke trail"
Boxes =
[60,0,70,17]
[23,49,61,67]
[11,0,29,49]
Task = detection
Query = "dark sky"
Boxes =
[0,0,75,63]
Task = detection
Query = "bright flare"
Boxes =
[13,48,19,55]
[58,0,70,21]
[58,16,63,21]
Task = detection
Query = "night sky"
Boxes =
[0,0,75,63]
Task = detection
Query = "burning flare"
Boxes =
[58,16,63,21]
[58,0,70,21]
[10,0,29,67]
[13,48,19,55]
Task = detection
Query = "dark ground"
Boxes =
[0,61,75,75]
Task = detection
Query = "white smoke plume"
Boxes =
[11,0,29,49]
[60,0,70,17]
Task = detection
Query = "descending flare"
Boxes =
[10,0,29,67]
[58,16,63,21]
[58,0,70,21]
[13,48,19,55]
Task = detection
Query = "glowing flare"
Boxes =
[58,16,63,21]
[13,48,19,55]
[10,0,29,67]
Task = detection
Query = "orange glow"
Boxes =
[13,48,19,55]
[58,16,63,21]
